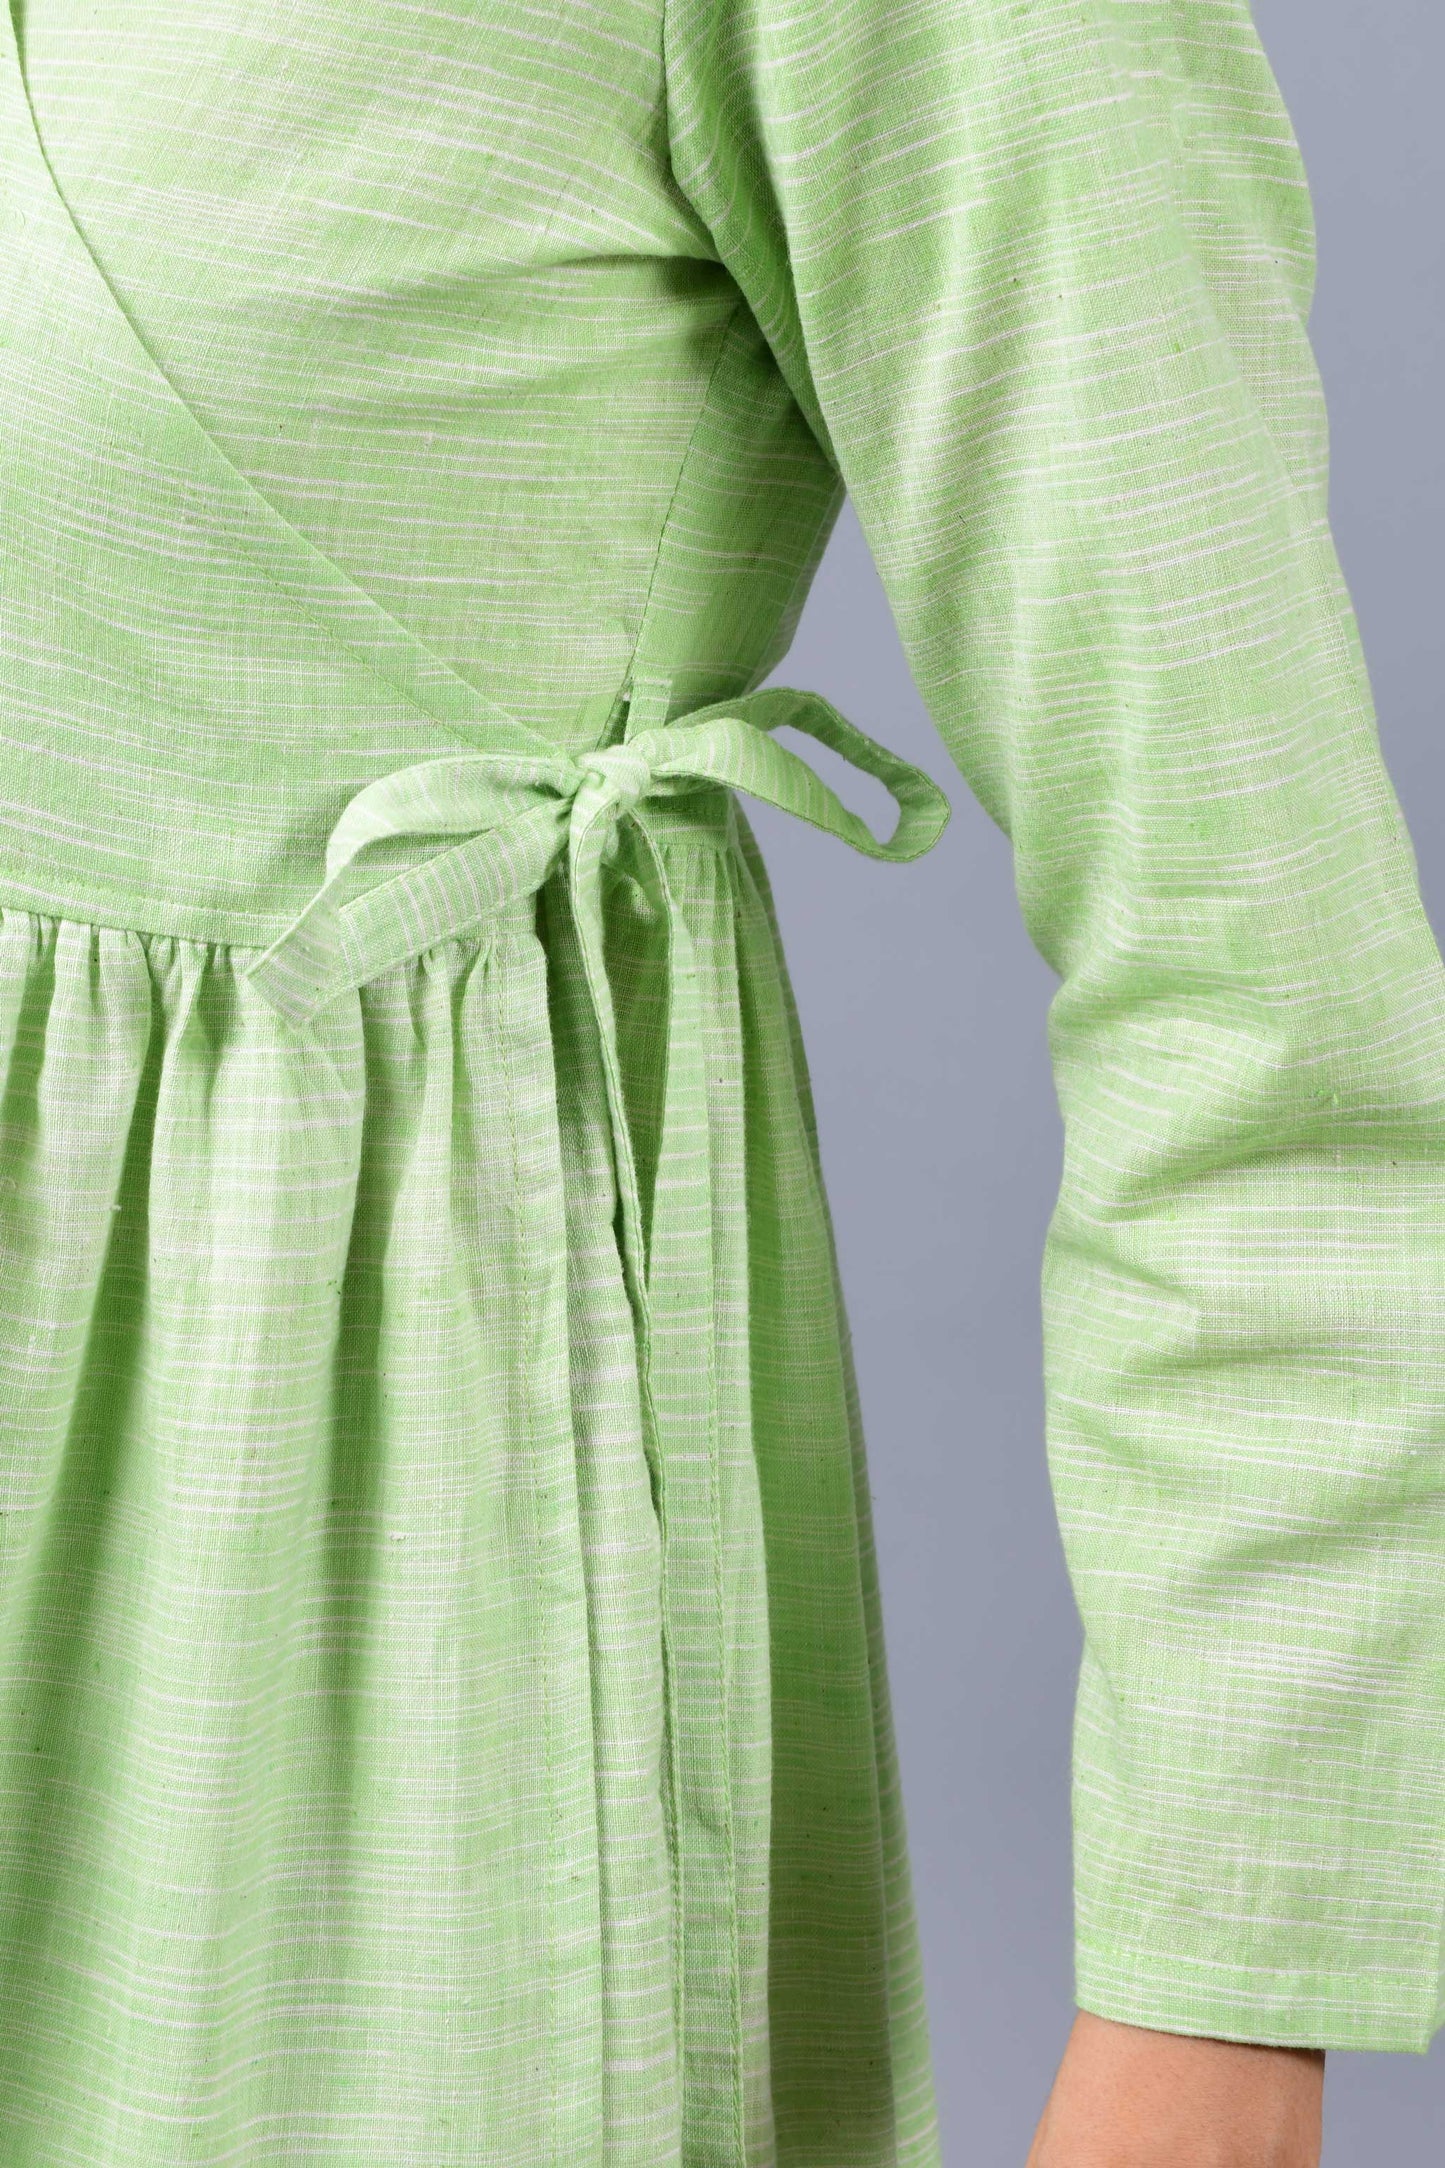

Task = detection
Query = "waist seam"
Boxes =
[0,825,743,956]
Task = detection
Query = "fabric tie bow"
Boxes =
[244,682,950,2158]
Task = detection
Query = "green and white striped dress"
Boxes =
[2,0,1444,2157]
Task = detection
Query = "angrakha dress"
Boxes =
[3,0,1445,2158]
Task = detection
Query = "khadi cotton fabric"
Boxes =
[2,0,1445,2160]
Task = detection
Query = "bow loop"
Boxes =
[243,684,950,1025]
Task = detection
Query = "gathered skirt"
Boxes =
[0,805,937,2165]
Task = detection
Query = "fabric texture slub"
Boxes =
[2,0,1445,2159]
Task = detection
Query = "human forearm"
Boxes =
[1026,2012,1324,2168]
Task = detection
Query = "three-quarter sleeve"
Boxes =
[663,0,1445,2053]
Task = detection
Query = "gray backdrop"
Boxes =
[750,4,1445,2160]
